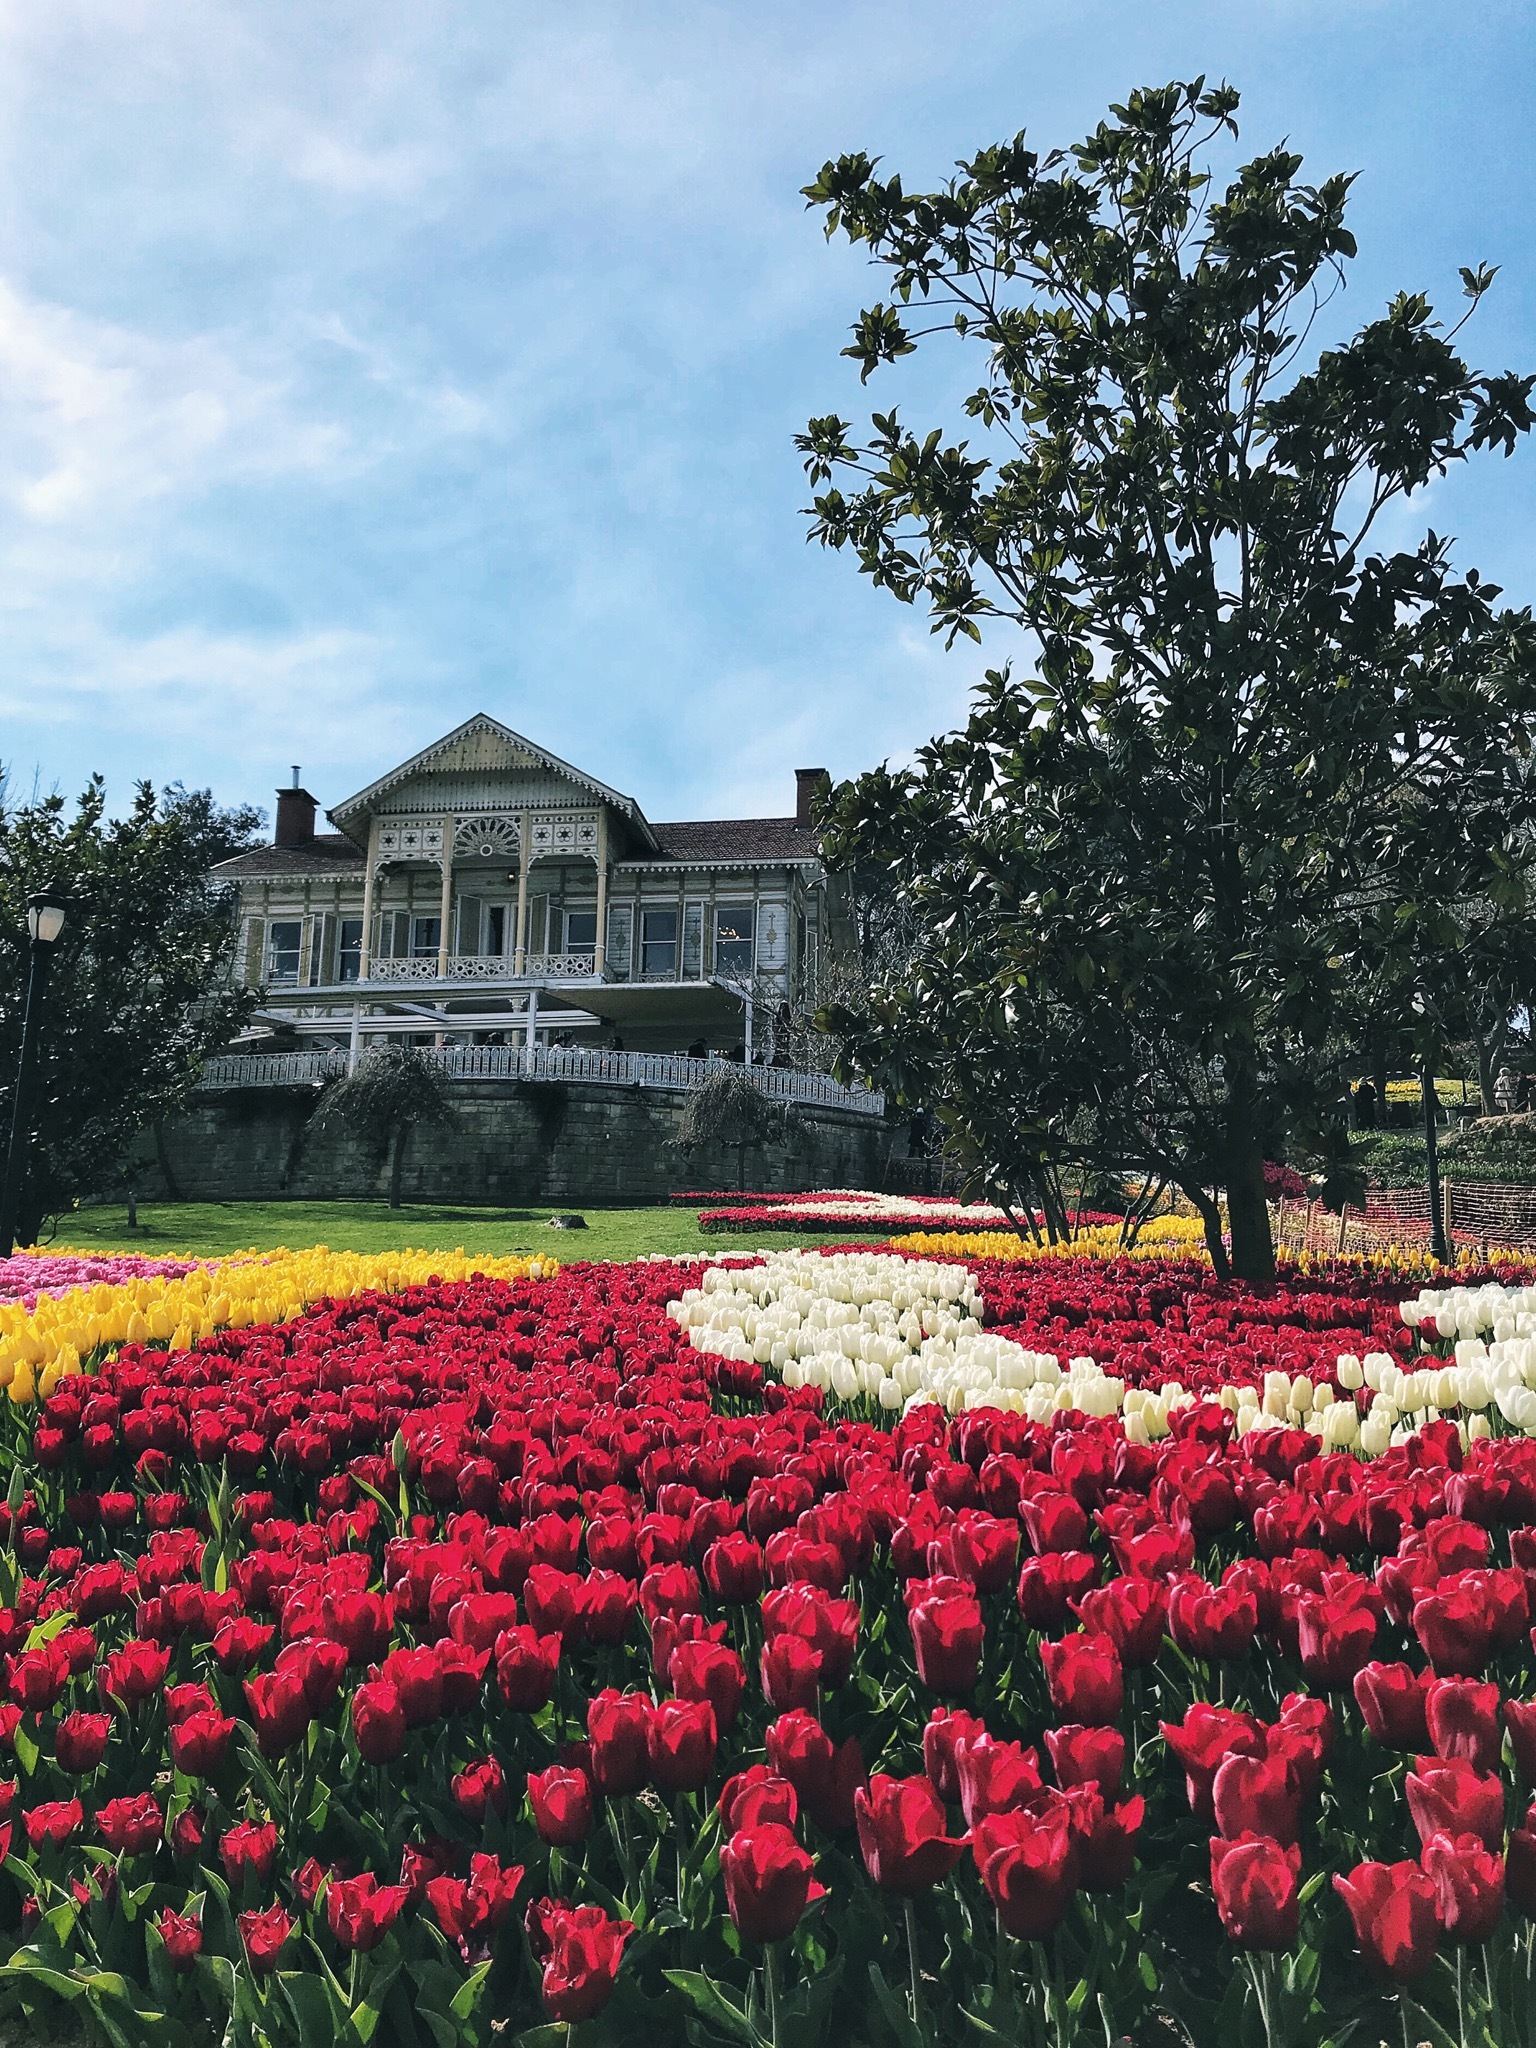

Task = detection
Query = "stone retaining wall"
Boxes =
[128,1080,903,1208]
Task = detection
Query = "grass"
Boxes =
[42,1200,867,1264]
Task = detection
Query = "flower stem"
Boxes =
[765,1943,781,2048]
[905,1898,922,2030]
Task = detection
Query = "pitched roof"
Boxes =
[211,833,365,880]
[327,712,656,848]
[643,818,818,864]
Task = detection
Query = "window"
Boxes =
[410,916,441,959]
[714,902,755,977]
[486,905,507,956]
[337,918,363,983]
[563,909,597,953]
[266,920,302,983]
[641,907,678,977]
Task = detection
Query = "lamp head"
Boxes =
[26,885,70,947]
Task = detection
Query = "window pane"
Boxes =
[411,917,441,958]
[487,905,506,955]
[337,918,363,983]
[642,908,678,977]
[266,920,302,983]
[564,910,597,951]
[714,902,754,977]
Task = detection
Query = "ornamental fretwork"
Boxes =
[453,816,521,860]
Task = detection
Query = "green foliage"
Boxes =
[798,78,1536,1280]
[0,779,258,1244]
[314,1046,458,1211]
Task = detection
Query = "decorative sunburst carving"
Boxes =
[454,816,521,859]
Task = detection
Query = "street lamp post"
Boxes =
[0,887,70,1260]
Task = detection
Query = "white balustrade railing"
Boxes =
[361,953,600,985]
[197,1045,883,1115]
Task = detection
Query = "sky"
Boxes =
[0,0,1532,829]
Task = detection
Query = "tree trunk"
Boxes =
[1371,1034,1390,1131]
[1223,1070,1275,1283]
[1185,1186,1230,1281]
[389,1124,408,1210]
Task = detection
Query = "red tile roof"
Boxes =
[644,818,817,863]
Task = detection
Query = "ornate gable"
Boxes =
[328,714,657,851]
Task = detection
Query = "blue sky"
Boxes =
[0,0,1532,828]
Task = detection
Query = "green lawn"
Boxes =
[46,1201,868,1263]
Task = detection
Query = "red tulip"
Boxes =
[351,1679,407,1765]
[1074,1576,1167,1668]
[1168,1578,1258,1661]
[452,1757,509,1823]
[527,1765,594,1847]
[909,1587,985,1694]
[211,1617,275,1673]
[1018,1551,1101,1631]
[1070,1788,1144,1889]
[238,1904,293,1973]
[1296,1592,1377,1689]
[24,1798,84,1851]
[972,1804,1078,1939]
[1333,1860,1440,1981]
[1426,1678,1503,1774]
[1046,1724,1125,1799]
[243,1669,311,1758]
[221,1819,279,1887]
[702,1534,764,1604]
[1413,1583,1498,1677]
[1162,1705,1267,1819]
[96,1793,162,1856]
[529,1898,635,2024]
[380,1646,443,1728]
[6,1642,69,1712]
[156,1907,202,1971]
[765,1710,866,1834]
[759,1632,823,1713]
[1422,1830,1504,1944]
[671,1638,746,1733]
[719,1766,798,1833]
[96,1638,172,1710]
[169,1709,236,1777]
[954,1734,1043,1828]
[1405,1756,1505,1853]
[494,1627,561,1711]
[647,1698,717,1794]
[1211,1753,1302,1847]
[1353,1662,1429,1751]
[426,1853,523,1959]
[854,1774,969,1894]
[923,1706,986,1805]
[1040,1634,1123,1726]
[54,1711,111,1774]
[327,1871,409,1952]
[1210,1835,1301,1950]
[587,1690,652,1797]
[721,1824,826,1943]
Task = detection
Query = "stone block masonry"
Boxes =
[128,1079,902,1208]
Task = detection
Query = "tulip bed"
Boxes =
[8,1248,1536,2046]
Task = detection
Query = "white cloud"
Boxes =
[0,279,346,528]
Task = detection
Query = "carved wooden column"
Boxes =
[594,808,608,975]
[436,815,454,977]
[357,815,379,981]
[514,811,531,972]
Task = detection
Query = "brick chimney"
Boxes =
[795,767,831,829]
[274,767,318,849]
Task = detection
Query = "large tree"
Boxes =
[798,80,1536,1279]
[0,778,259,1242]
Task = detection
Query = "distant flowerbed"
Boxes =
[0,1252,208,1309]
[4,1241,1536,2044]
[694,1188,1125,1236]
